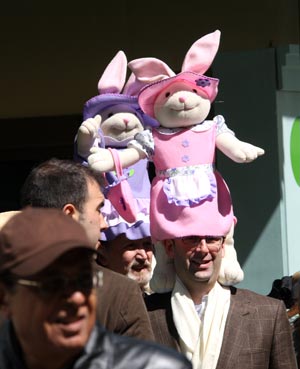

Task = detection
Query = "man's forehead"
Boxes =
[87,178,104,197]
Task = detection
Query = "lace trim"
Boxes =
[157,163,214,178]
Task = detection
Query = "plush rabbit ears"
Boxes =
[128,30,221,83]
[127,57,176,85]
[97,50,128,94]
[97,50,144,97]
[83,50,139,120]
[94,31,220,98]
[181,30,220,73]
[128,30,221,117]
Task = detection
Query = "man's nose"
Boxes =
[64,290,88,305]
[194,239,210,253]
[99,213,108,231]
[136,248,148,259]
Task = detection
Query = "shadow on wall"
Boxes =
[0,115,82,211]
[213,47,282,293]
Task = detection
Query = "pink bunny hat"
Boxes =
[128,30,221,118]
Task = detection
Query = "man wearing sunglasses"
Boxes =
[0,208,192,369]
[145,234,297,369]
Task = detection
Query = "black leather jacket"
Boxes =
[0,320,192,369]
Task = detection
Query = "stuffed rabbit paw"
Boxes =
[88,147,115,172]
[216,132,265,163]
[77,115,102,159]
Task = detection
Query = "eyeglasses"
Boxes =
[17,270,103,298]
[178,236,224,252]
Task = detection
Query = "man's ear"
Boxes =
[163,239,175,258]
[62,204,78,220]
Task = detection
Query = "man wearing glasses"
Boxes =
[145,234,297,369]
[0,208,192,369]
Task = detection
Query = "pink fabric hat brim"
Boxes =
[138,71,219,118]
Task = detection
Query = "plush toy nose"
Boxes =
[179,96,186,103]
[123,118,129,125]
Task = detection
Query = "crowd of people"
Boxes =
[0,30,298,369]
[0,207,190,369]
[0,157,298,369]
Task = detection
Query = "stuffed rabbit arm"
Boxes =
[216,132,265,163]
[127,129,155,157]
[76,115,103,159]
[214,114,265,163]
[88,145,145,172]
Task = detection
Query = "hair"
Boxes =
[20,158,105,212]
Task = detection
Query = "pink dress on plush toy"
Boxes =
[125,31,236,241]
[126,31,263,244]
[149,117,233,241]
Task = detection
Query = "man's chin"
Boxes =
[127,270,152,286]
[48,319,93,351]
[52,329,91,350]
[192,270,213,282]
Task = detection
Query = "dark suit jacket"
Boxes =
[145,287,297,369]
[96,266,154,341]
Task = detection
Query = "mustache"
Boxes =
[130,259,152,271]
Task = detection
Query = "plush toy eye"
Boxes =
[108,112,114,118]
[192,89,198,94]
[165,92,170,98]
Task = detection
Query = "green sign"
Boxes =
[291,117,300,186]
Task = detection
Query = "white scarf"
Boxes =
[171,277,230,369]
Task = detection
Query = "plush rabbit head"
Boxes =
[83,50,157,147]
[99,103,144,146]
[128,30,220,129]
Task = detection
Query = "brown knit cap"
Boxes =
[0,207,94,277]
